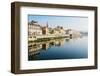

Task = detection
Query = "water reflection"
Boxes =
[29,38,66,55]
[28,36,88,60]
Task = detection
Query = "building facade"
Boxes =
[53,26,65,35]
[65,29,81,38]
[28,20,42,38]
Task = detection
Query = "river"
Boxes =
[28,36,88,61]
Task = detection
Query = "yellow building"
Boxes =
[53,26,65,35]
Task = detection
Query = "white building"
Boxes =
[65,29,81,38]
[28,20,42,38]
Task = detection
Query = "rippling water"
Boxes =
[28,36,88,61]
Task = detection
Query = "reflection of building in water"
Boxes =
[59,39,65,46]
[55,41,60,46]
[42,43,49,50]
[28,38,66,56]
[54,39,65,46]
[65,38,70,42]
[28,44,42,56]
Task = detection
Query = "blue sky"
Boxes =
[28,15,88,32]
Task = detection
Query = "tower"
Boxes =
[46,22,49,27]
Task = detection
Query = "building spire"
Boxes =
[46,22,48,27]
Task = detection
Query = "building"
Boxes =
[28,21,69,40]
[42,26,49,35]
[42,22,49,35]
[53,26,65,35]
[65,29,81,38]
[28,20,42,38]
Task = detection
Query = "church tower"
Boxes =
[46,22,49,27]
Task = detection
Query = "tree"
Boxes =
[49,29,54,34]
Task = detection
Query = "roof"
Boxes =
[28,20,41,28]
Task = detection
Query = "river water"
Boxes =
[28,36,88,61]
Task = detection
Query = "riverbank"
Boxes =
[28,35,70,42]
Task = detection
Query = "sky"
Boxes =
[28,15,88,32]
